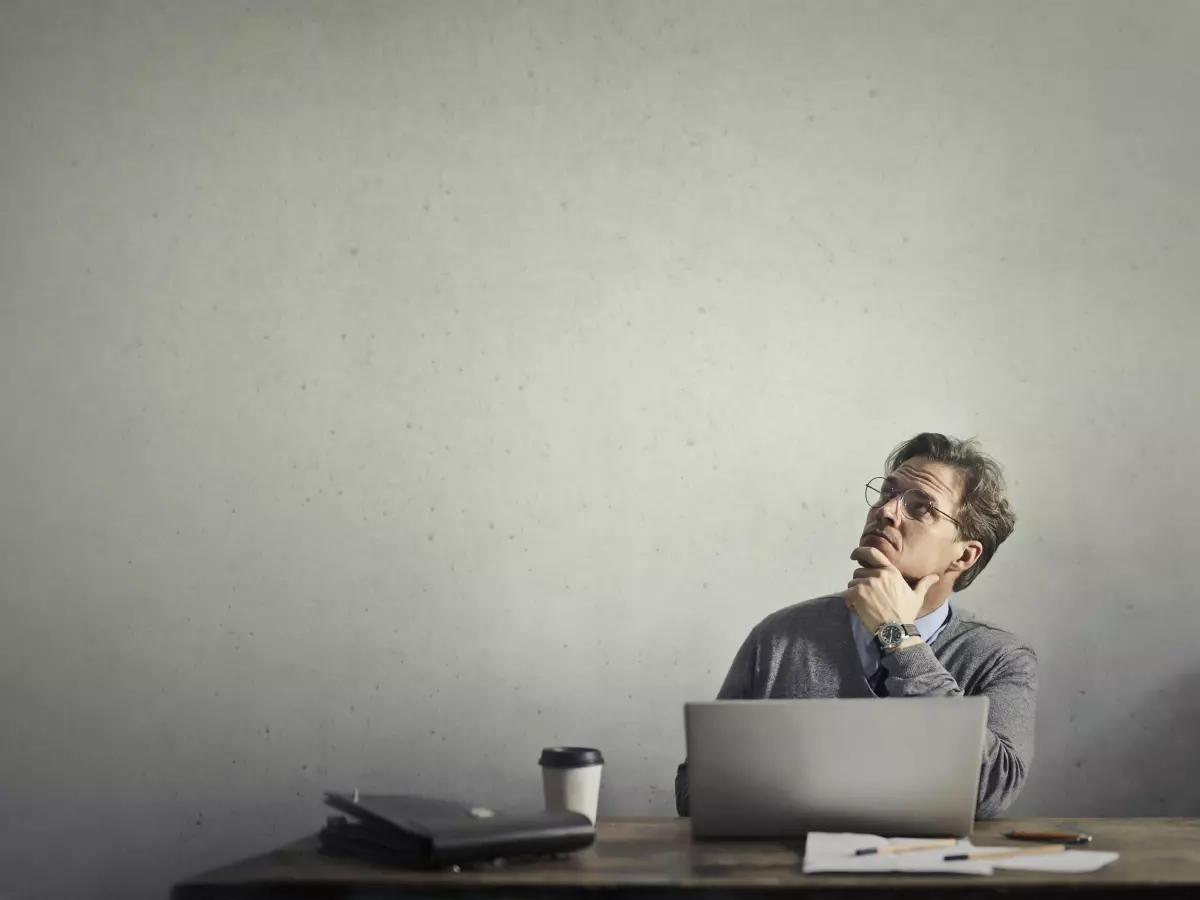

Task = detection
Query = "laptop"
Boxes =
[684,697,989,838]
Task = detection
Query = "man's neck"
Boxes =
[918,584,954,620]
[900,571,955,620]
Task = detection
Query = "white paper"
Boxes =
[992,850,1120,873]
[802,833,992,876]
[803,833,1120,877]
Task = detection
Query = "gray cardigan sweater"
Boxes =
[675,595,1037,819]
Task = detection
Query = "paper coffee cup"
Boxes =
[538,747,604,823]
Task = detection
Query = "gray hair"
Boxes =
[886,433,1016,591]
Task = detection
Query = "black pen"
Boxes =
[855,839,956,856]
[945,844,1067,862]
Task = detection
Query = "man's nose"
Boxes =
[876,494,903,527]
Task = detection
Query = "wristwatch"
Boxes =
[875,621,920,654]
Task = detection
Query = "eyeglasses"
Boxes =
[864,476,962,528]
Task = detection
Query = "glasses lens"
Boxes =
[865,478,886,507]
[902,490,936,522]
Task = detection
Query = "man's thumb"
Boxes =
[916,573,940,598]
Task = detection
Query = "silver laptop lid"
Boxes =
[685,697,989,838]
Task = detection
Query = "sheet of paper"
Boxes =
[803,834,1121,876]
[992,850,1120,873]
[802,832,992,876]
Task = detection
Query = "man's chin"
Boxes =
[860,534,897,556]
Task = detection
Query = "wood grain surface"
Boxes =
[173,816,1200,899]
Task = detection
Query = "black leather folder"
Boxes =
[319,793,595,868]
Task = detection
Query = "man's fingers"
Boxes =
[851,546,895,569]
[851,567,882,580]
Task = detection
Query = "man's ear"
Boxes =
[947,540,984,573]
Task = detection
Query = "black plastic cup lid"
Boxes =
[538,746,604,768]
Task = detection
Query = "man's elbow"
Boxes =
[977,751,1031,819]
[675,762,691,817]
[976,790,1010,820]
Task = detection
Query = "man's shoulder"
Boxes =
[946,605,1037,661]
[750,594,845,641]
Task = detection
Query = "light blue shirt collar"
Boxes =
[851,601,951,677]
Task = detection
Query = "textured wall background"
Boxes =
[1,2,1198,898]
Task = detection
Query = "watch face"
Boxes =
[879,623,904,648]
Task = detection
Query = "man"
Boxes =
[675,433,1035,820]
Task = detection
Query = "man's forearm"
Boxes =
[882,641,1037,818]
[883,640,961,695]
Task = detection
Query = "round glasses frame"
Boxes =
[864,476,962,528]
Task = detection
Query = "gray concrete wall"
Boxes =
[1,2,1198,898]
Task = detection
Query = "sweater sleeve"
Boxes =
[676,628,761,816]
[883,639,1038,819]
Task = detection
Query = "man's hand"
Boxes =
[844,546,940,635]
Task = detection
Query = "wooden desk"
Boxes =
[173,817,1200,899]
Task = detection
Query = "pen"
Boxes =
[855,839,957,856]
[945,844,1067,862]
[1004,829,1092,844]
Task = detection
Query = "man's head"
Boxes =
[859,433,1016,592]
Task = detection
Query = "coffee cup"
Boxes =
[538,747,604,823]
